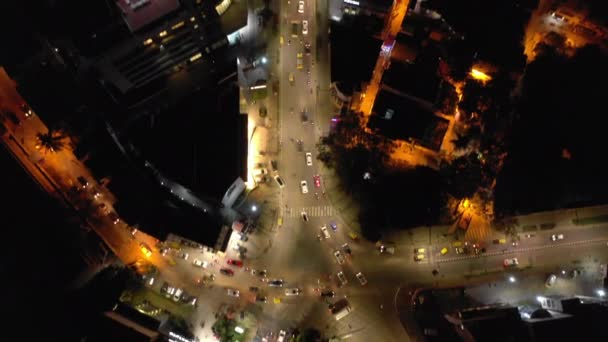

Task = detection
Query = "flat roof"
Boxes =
[116,0,181,32]
[368,87,448,151]
[382,60,442,104]
[330,21,381,84]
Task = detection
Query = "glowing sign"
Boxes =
[344,0,359,5]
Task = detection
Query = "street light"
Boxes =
[508,276,516,283]
[251,205,257,212]
[597,289,606,297]
[261,57,267,64]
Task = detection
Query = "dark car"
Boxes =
[321,290,335,298]
[227,259,243,267]
[249,286,259,292]
[256,295,268,303]
[341,243,352,255]
[220,268,234,276]
[268,279,284,287]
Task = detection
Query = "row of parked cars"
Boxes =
[160,282,197,306]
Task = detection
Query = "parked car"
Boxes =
[320,225,330,239]
[321,290,335,298]
[342,243,352,255]
[314,175,321,188]
[274,175,285,188]
[355,272,368,286]
[278,330,287,342]
[226,288,240,297]
[139,243,152,257]
[414,254,425,261]
[302,19,309,35]
[551,234,564,241]
[285,288,301,296]
[334,250,345,264]
[545,274,557,287]
[336,271,348,287]
[414,248,426,254]
[379,245,395,254]
[268,279,284,287]
[20,103,33,117]
[192,259,208,268]
[503,258,519,267]
[298,0,304,13]
[220,268,234,276]
[178,252,189,260]
[227,259,243,267]
[305,152,313,166]
[251,269,267,277]
[256,295,268,303]
[300,180,309,194]
[173,288,183,302]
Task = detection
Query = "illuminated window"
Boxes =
[172,21,185,30]
[190,16,196,22]
[143,38,153,46]
[189,52,202,62]
[158,30,168,38]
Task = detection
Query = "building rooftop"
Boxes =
[368,86,448,151]
[116,0,181,32]
[330,21,381,84]
[382,59,442,105]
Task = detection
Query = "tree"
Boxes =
[212,315,238,342]
[35,129,66,153]
[295,328,321,342]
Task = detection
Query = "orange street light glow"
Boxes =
[462,198,470,209]
[470,68,492,82]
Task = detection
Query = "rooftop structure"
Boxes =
[116,0,182,32]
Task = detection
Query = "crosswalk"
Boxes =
[283,205,336,218]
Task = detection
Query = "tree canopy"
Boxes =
[495,45,608,215]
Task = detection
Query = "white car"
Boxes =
[356,272,367,286]
[300,180,309,194]
[337,271,348,286]
[551,234,564,241]
[278,330,287,342]
[226,288,240,297]
[305,152,313,166]
[173,288,183,302]
[334,250,345,264]
[545,274,557,287]
[192,259,208,268]
[285,288,301,296]
[302,20,308,35]
[320,225,330,239]
[298,0,304,13]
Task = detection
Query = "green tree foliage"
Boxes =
[495,45,608,215]
[35,129,66,153]
[319,112,445,237]
[212,315,239,342]
[295,328,321,342]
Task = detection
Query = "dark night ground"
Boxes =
[0,147,84,340]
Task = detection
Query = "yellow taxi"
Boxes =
[440,247,449,255]
[139,243,152,257]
